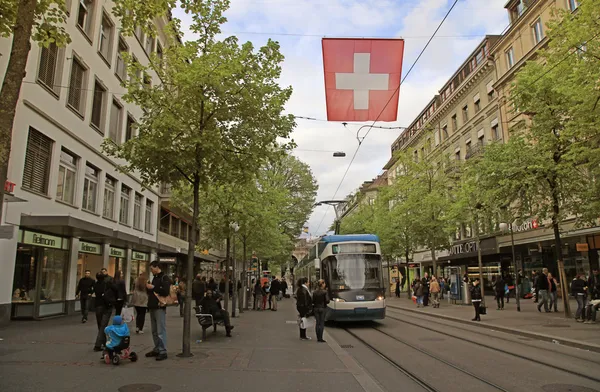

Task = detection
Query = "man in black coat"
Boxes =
[270,278,281,311]
[76,270,94,323]
[199,290,234,337]
[93,272,117,351]
[145,261,171,361]
[192,275,206,308]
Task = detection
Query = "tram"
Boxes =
[296,234,385,321]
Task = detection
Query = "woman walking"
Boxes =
[430,276,441,308]
[494,275,506,310]
[131,274,148,334]
[113,270,127,316]
[312,279,330,342]
[572,274,588,322]
[471,278,482,321]
[177,277,187,317]
[296,278,312,341]
[548,273,558,312]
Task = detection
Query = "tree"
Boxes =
[338,201,374,235]
[104,0,295,356]
[0,0,171,223]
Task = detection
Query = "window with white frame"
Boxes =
[145,200,154,233]
[125,114,136,142]
[115,36,128,81]
[532,18,544,45]
[67,57,87,114]
[56,149,78,205]
[109,99,123,144]
[98,13,114,63]
[82,163,99,212]
[77,0,95,37]
[119,185,130,224]
[568,0,579,11]
[37,43,63,95]
[91,80,107,131]
[506,47,515,68]
[103,176,116,219]
[133,193,143,229]
[22,128,53,195]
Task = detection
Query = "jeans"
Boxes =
[417,296,423,306]
[150,308,167,355]
[95,306,112,348]
[135,306,147,330]
[537,290,549,312]
[575,295,587,320]
[314,307,326,341]
[549,292,558,312]
[80,298,90,319]
[496,293,504,309]
[473,301,481,321]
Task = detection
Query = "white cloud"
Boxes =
[173,0,509,235]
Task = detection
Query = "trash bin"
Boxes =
[462,283,471,305]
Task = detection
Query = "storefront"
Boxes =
[11,230,70,319]
[108,246,127,278]
[76,241,104,282]
[129,250,149,292]
[159,256,178,278]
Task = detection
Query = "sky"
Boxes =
[173,0,509,237]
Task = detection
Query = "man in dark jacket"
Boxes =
[145,261,171,361]
[76,270,94,323]
[536,268,550,312]
[93,272,117,351]
[199,289,234,336]
[192,275,206,308]
[588,269,600,300]
[270,278,281,311]
[281,279,288,298]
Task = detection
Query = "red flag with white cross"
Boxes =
[322,38,405,122]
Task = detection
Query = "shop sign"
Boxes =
[132,251,149,261]
[109,247,126,258]
[79,241,102,255]
[159,257,177,263]
[450,241,478,256]
[4,180,16,193]
[576,243,589,252]
[511,218,540,233]
[22,230,66,250]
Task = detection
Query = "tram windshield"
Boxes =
[327,254,382,290]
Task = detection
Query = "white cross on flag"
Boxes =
[322,38,404,122]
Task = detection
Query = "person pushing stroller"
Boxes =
[103,315,137,364]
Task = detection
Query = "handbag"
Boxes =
[121,306,134,323]
[299,317,314,329]
[479,305,487,315]
[154,276,179,307]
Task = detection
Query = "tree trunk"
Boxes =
[224,236,230,313]
[405,247,411,299]
[0,0,37,224]
[551,205,570,318]
[231,237,237,317]
[240,236,247,311]
[430,243,437,279]
[180,175,200,357]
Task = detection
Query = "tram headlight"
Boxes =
[332,297,345,302]
[376,296,384,301]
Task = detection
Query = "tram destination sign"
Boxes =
[332,243,377,254]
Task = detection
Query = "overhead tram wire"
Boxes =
[314,0,463,235]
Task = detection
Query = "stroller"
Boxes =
[102,315,138,365]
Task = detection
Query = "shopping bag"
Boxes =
[121,306,134,323]
[300,317,314,329]
[412,295,417,304]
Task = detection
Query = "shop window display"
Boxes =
[12,246,68,303]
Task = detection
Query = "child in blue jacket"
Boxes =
[104,315,130,356]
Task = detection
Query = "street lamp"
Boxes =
[230,222,240,317]
[499,220,521,312]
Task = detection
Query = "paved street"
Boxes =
[1,299,599,392]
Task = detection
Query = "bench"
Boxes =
[195,305,226,340]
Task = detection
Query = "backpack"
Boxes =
[154,275,179,307]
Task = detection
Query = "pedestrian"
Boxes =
[536,268,550,313]
[505,274,514,303]
[76,270,94,323]
[532,270,539,303]
[296,277,312,341]
[413,278,424,308]
[548,273,558,312]
[395,279,401,298]
[207,277,217,292]
[192,275,206,308]
[439,277,445,300]
[113,270,127,316]
[270,277,281,311]
[422,273,431,307]
[494,275,506,310]
[145,261,171,361]
[199,289,235,337]
[178,276,187,317]
[471,277,482,322]
[588,269,600,301]
[571,274,588,322]
[219,278,226,296]
[430,276,441,308]
[130,274,148,334]
[93,272,117,351]
[281,279,288,298]
[312,279,330,343]
[262,281,270,310]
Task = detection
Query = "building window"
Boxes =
[37,43,62,95]
[119,185,130,224]
[487,81,495,102]
[103,176,116,219]
[56,149,77,205]
[413,150,418,163]
[180,221,188,241]
[115,36,128,81]
[22,128,53,195]
[145,35,154,54]
[462,104,469,123]
[568,0,579,11]
[170,217,180,238]
[109,99,123,144]
[478,134,485,147]
[473,95,481,112]
[67,57,87,114]
[492,122,500,140]
[465,140,472,156]
[133,193,142,229]
[451,114,457,131]
[145,200,153,233]
[77,0,95,37]
[532,18,544,45]
[156,42,163,66]
[82,163,98,212]
[160,207,170,233]
[506,47,515,69]
[91,80,107,131]
[98,13,114,63]
[455,150,461,161]
[125,114,136,142]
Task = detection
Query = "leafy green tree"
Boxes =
[104,0,294,355]
[0,0,172,222]
[339,200,375,235]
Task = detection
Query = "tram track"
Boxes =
[384,308,600,384]
[342,326,511,392]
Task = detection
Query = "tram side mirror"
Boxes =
[314,258,321,269]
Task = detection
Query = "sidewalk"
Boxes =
[386,294,600,351]
[0,300,375,392]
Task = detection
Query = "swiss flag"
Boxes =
[322,38,404,122]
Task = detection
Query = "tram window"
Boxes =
[327,254,381,290]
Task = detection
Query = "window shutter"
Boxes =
[68,61,84,111]
[38,43,58,91]
[23,128,53,194]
